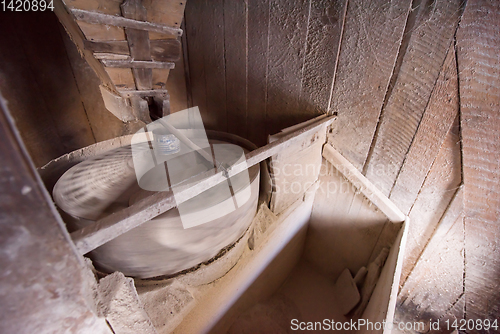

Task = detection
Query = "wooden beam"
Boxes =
[118,89,168,98]
[71,8,183,37]
[84,39,181,62]
[101,59,175,69]
[322,143,406,223]
[71,115,336,255]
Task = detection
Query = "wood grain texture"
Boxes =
[327,0,411,170]
[456,0,500,321]
[396,212,465,332]
[0,92,110,334]
[84,39,182,62]
[246,0,270,147]
[0,12,96,166]
[400,118,462,286]
[184,0,227,131]
[265,0,311,136]
[364,0,464,196]
[389,45,460,214]
[299,0,347,117]
[224,0,248,138]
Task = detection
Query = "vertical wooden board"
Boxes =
[265,0,311,136]
[305,160,389,280]
[456,0,500,321]
[0,14,68,166]
[3,13,96,161]
[299,0,347,117]
[166,48,189,113]
[152,68,170,90]
[400,118,462,285]
[184,0,226,131]
[225,0,248,138]
[247,0,270,147]
[327,0,411,170]
[396,196,464,332]
[59,24,128,142]
[0,93,111,334]
[389,47,459,214]
[364,0,464,196]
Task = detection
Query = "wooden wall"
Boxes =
[182,0,499,330]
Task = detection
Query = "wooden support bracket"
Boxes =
[70,115,336,255]
[118,89,169,98]
[322,143,406,223]
[84,39,182,62]
[71,8,183,36]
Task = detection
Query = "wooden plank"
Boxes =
[71,8,183,36]
[265,0,311,136]
[327,0,411,170]
[456,0,500,321]
[142,0,186,40]
[322,144,406,223]
[121,0,152,91]
[84,39,181,62]
[184,0,226,131]
[54,0,117,92]
[224,0,248,137]
[399,118,462,285]
[71,116,336,254]
[246,0,270,147]
[360,219,408,334]
[101,59,175,69]
[397,210,464,332]
[299,0,347,117]
[389,45,459,214]
[118,89,168,98]
[0,91,111,334]
[59,24,129,142]
[363,0,464,195]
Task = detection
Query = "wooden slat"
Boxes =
[246,0,270,147]
[101,59,174,69]
[400,118,462,285]
[457,0,500,321]
[327,0,411,170]
[299,0,347,117]
[363,0,464,195]
[397,190,464,330]
[224,0,248,137]
[54,0,118,93]
[184,0,226,130]
[71,8,183,36]
[84,39,181,62]
[0,91,110,333]
[118,89,168,98]
[322,144,406,223]
[71,116,336,255]
[265,0,311,136]
[389,45,459,214]
[121,0,152,91]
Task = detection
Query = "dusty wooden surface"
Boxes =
[457,0,500,322]
[389,46,460,215]
[0,92,110,334]
[363,0,464,195]
[327,0,411,170]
